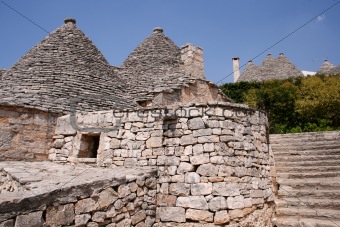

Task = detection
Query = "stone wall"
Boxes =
[0,106,59,161]
[151,80,228,108]
[51,102,275,225]
[0,163,157,227]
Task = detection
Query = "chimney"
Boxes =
[232,57,240,82]
[180,43,205,79]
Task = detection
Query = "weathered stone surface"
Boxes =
[146,137,162,148]
[208,196,228,211]
[214,210,230,225]
[92,212,106,222]
[145,177,157,189]
[250,189,264,198]
[55,116,76,136]
[191,183,212,195]
[197,135,219,143]
[176,196,208,210]
[196,163,219,176]
[180,134,197,145]
[229,209,244,219]
[157,156,180,166]
[75,198,98,214]
[186,209,214,222]
[131,210,146,224]
[118,184,131,198]
[212,182,240,196]
[177,162,194,174]
[192,144,204,155]
[157,194,177,206]
[203,143,214,152]
[227,195,245,209]
[14,211,43,227]
[185,172,200,183]
[46,204,75,226]
[218,165,234,177]
[87,221,99,227]
[193,128,212,137]
[0,219,14,227]
[75,214,91,226]
[110,138,121,149]
[98,187,118,209]
[190,155,209,165]
[188,118,205,130]
[158,207,186,223]
[169,183,190,196]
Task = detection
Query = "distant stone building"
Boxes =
[235,53,303,82]
[316,59,340,76]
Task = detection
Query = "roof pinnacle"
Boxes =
[64,18,76,24]
[153,27,163,33]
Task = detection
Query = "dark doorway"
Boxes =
[79,134,100,158]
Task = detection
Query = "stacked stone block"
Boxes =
[51,101,275,225]
[0,171,157,227]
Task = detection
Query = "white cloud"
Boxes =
[317,14,325,22]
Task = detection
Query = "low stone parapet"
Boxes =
[0,161,157,226]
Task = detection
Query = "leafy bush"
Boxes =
[220,75,340,134]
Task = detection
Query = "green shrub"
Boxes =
[220,75,340,134]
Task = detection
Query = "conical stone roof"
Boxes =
[238,53,303,82]
[316,60,335,75]
[273,53,303,79]
[118,28,195,102]
[238,61,261,82]
[0,19,138,113]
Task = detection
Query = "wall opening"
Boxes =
[79,134,100,158]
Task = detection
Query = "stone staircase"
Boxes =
[270,131,340,227]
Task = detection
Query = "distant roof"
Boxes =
[117,28,211,102]
[0,19,138,113]
[0,68,5,77]
[238,53,303,82]
[316,60,335,75]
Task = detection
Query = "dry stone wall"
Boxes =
[0,106,59,161]
[51,102,275,225]
[0,164,157,227]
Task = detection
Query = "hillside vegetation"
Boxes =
[220,75,340,134]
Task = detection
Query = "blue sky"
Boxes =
[1,0,339,84]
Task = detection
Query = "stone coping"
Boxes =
[0,161,156,220]
[70,101,258,116]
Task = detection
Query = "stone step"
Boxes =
[275,207,340,220]
[277,171,340,179]
[276,177,340,190]
[270,132,340,141]
[276,198,340,209]
[276,166,340,173]
[271,144,340,152]
[278,188,340,199]
[274,154,340,162]
[275,159,340,167]
[273,149,340,157]
[272,216,340,227]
